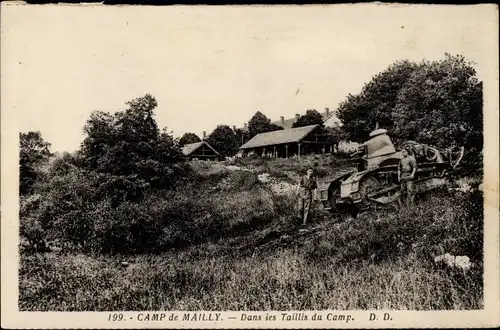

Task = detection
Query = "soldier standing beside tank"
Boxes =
[297,168,317,227]
[398,147,417,207]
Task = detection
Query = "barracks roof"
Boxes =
[182,141,221,156]
[239,124,319,150]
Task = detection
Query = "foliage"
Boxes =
[337,54,482,153]
[323,125,349,151]
[247,111,283,140]
[292,109,324,128]
[207,125,240,158]
[178,132,201,146]
[234,127,248,147]
[20,164,279,254]
[392,54,483,150]
[337,60,419,142]
[79,94,184,191]
[19,131,53,195]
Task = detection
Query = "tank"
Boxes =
[318,129,464,216]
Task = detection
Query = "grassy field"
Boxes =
[19,155,484,311]
[19,246,482,311]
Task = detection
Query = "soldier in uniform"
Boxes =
[398,147,417,207]
[297,168,318,226]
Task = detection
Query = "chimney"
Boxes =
[280,116,285,126]
[295,114,300,121]
[244,123,248,131]
[233,125,236,131]
[203,131,206,139]
[325,107,330,116]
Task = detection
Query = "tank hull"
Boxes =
[319,162,451,212]
[318,129,464,215]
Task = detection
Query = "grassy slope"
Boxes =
[19,155,484,311]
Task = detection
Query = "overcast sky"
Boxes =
[1,4,496,152]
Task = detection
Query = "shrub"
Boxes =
[457,149,483,177]
[20,161,297,254]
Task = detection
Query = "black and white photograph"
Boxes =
[1,3,499,329]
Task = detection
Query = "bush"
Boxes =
[20,160,296,254]
[457,149,483,177]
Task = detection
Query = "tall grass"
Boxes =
[19,246,482,311]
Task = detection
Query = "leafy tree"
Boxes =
[179,132,201,146]
[156,127,185,166]
[292,109,324,128]
[49,151,80,177]
[337,60,418,142]
[80,111,116,170]
[207,125,239,158]
[79,94,184,195]
[19,131,52,195]
[392,54,483,150]
[247,111,283,139]
[268,123,284,131]
[114,94,160,149]
[234,128,247,147]
[337,54,482,152]
[324,126,348,152]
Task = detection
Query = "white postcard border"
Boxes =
[1,3,499,329]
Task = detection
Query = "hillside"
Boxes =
[19,155,483,311]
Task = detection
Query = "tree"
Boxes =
[392,54,483,150]
[323,126,347,153]
[337,59,419,142]
[207,125,239,158]
[292,109,324,128]
[179,132,201,146]
[80,111,116,169]
[234,128,247,147]
[79,94,184,194]
[156,127,184,165]
[20,131,52,195]
[337,54,482,151]
[49,151,81,177]
[247,111,283,139]
[114,94,160,146]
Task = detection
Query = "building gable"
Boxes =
[182,141,221,158]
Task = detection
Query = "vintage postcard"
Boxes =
[1,2,499,329]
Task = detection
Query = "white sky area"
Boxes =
[1,4,495,152]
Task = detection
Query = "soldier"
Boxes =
[297,167,318,226]
[398,147,417,207]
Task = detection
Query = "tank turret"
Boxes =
[360,129,401,170]
[365,129,396,158]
